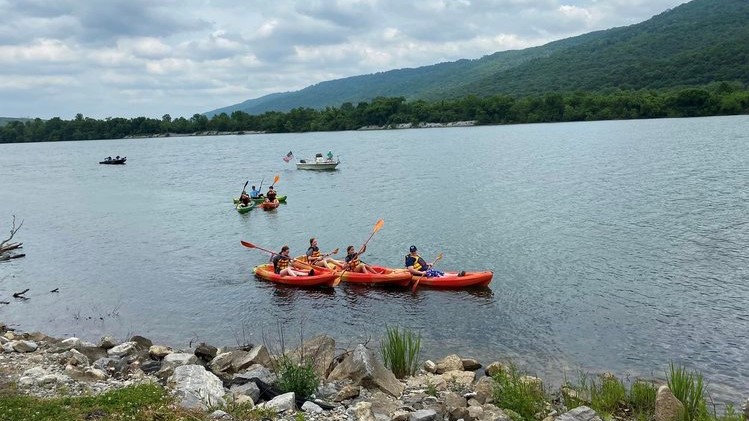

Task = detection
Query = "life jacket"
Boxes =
[407,254,427,271]
[267,191,277,201]
[307,246,321,259]
[346,252,360,269]
[274,255,290,273]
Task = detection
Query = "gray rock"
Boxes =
[62,349,89,367]
[302,401,324,413]
[444,391,467,410]
[233,364,277,386]
[261,391,296,412]
[12,340,38,353]
[163,352,198,367]
[77,345,108,364]
[392,409,411,421]
[195,343,218,361]
[98,336,118,349]
[149,345,172,359]
[232,346,271,372]
[436,355,464,374]
[462,359,482,371]
[108,341,137,358]
[141,360,162,374]
[328,344,405,398]
[556,406,602,421]
[484,362,508,378]
[60,337,83,350]
[208,351,236,374]
[168,364,226,410]
[473,376,494,404]
[129,335,153,350]
[210,409,230,420]
[424,360,437,373]
[230,382,261,402]
[350,401,376,421]
[334,384,361,402]
[410,409,438,421]
[288,335,336,378]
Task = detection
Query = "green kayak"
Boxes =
[236,202,256,214]
[233,195,286,204]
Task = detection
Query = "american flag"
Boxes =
[282,151,294,162]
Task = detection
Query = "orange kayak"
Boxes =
[340,266,411,287]
[260,200,280,210]
[412,271,493,288]
[253,263,337,287]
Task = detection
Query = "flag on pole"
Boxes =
[282,151,294,162]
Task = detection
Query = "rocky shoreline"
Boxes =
[1,322,747,421]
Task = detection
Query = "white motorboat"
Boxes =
[296,153,340,170]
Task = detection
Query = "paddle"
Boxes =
[411,252,443,293]
[333,219,384,287]
[240,241,318,270]
[236,180,249,209]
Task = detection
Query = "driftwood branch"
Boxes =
[0,216,25,260]
[13,288,29,298]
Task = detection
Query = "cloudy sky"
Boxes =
[0,0,687,120]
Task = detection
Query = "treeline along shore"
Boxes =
[1,322,747,421]
[2,83,749,143]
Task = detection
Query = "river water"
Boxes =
[1,116,747,402]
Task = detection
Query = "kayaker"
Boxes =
[344,245,375,274]
[306,238,342,269]
[273,246,313,277]
[239,190,251,206]
[405,245,444,278]
[266,186,278,203]
[250,185,263,199]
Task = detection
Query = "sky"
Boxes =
[0,0,688,120]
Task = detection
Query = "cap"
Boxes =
[409,245,417,253]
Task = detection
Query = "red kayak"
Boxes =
[253,264,337,287]
[260,200,280,210]
[412,271,493,288]
[340,266,411,287]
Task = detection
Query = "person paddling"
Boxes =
[405,245,444,278]
[344,245,375,274]
[306,238,342,269]
[272,246,313,277]
[266,186,277,203]
[239,190,251,206]
[250,185,263,199]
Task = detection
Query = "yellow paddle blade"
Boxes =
[436,253,443,261]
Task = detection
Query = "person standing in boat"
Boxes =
[344,245,375,274]
[405,245,444,277]
[327,150,334,161]
[273,246,312,277]
[306,238,342,269]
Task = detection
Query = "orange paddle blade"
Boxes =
[273,174,280,185]
[240,240,256,249]
[373,219,384,233]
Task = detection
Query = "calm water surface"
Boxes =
[1,116,748,402]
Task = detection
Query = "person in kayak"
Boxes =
[273,246,313,277]
[266,186,278,203]
[344,245,375,273]
[250,185,263,199]
[405,245,444,277]
[306,238,342,269]
[239,190,251,206]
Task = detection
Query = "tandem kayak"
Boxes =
[340,266,411,287]
[412,271,493,288]
[236,202,255,214]
[233,196,287,204]
[253,263,337,287]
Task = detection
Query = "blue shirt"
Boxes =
[250,188,261,198]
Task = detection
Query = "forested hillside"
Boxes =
[206,0,749,116]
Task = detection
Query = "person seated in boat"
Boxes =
[306,237,342,269]
[105,156,112,161]
[265,186,278,203]
[344,245,375,274]
[405,245,444,277]
[115,156,120,160]
[239,190,251,206]
[250,185,263,199]
[273,245,313,277]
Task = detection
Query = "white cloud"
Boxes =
[0,0,689,119]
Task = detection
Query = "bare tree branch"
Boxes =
[0,215,24,250]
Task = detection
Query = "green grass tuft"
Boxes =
[491,363,547,421]
[379,326,421,379]
[276,354,319,399]
[667,362,708,421]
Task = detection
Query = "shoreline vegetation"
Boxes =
[1,323,747,421]
[2,84,748,144]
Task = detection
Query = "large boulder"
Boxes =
[168,365,225,410]
[555,406,602,421]
[287,335,336,378]
[328,344,404,398]
[232,345,271,372]
[435,355,464,374]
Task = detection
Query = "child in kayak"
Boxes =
[344,245,375,274]
[273,246,313,277]
[306,238,342,269]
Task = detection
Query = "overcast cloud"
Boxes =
[0,0,687,119]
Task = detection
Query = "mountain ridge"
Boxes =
[205,0,749,117]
